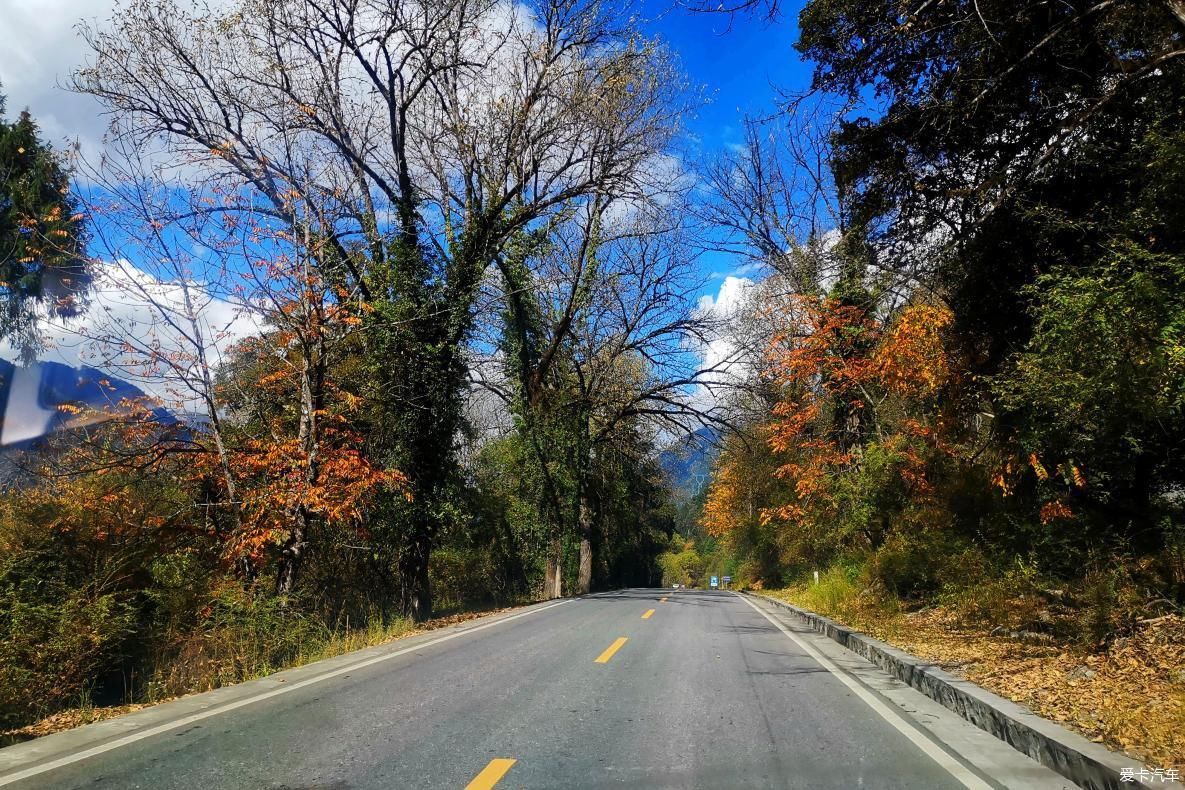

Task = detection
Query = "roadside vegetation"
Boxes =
[764,578,1185,771]
[665,0,1185,768]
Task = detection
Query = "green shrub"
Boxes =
[429,546,513,612]
[658,546,705,587]
[0,548,137,727]
[794,563,863,619]
[867,531,948,598]
[939,555,1046,629]
[146,584,327,700]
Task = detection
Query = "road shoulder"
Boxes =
[744,591,1181,790]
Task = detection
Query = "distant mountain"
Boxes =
[659,425,720,499]
[0,358,177,448]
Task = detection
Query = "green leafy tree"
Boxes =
[996,247,1185,548]
[794,0,1185,553]
[796,0,1185,368]
[0,92,89,357]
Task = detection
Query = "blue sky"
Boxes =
[637,1,811,299]
[642,1,810,153]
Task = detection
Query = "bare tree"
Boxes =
[56,146,255,567]
[687,99,856,429]
[694,102,846,296]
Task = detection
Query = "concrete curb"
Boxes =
[743,591,1180,790]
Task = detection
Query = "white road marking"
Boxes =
[736,594,993,790]
[0,600,574,787]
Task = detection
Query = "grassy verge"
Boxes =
[0,601,530,746]
[763,568,1184,770]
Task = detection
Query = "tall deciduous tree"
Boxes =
[794,0,1185,542]
[75,0,681,619]
[794,0,1185,359]
[492,207,733,594]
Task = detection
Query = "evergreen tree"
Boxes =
[0,91,89,358]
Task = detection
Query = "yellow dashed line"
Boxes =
[465,758,516,790]
[594,637,628,664]
[642,609,655,619]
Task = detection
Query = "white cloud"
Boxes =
[0,261,261,411]
[0,0,118,154]
[697,274,753,323]
[692,274,757,410]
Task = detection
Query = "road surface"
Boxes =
[0,589,1075,789]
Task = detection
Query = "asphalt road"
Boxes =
[0,589,1076,789]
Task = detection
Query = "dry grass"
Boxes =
[765,587,1185,770]
[1,704,150,743]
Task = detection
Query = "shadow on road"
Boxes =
[584,588,737,603]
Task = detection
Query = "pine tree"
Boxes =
[0,91,88,358]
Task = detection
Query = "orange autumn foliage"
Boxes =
[873,304,954,399]
[0,399,200,555]
[1039,500,1075,524]
[221,431,408,563]
[757,299,957,532]
[703,456,744,538]
[760,297,877,526]
[205,294,407,567]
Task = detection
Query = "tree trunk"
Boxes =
[544,537,563,599]
[275,516,305,596]
[276,312,323,597]
[544,552,558,599]
[577,491,593,595]
[553,542,564,598]
[400,533,433,622]
[180,280,248,577]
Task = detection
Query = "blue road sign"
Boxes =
[710,575,719,588]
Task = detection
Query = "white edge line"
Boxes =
[0,599,574,787]
[735,594,993,790]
